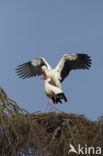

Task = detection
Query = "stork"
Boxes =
[41,77,67,112]
[16,53,92,89]
[16,53,92,111]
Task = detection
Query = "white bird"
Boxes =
[42,77,67,112]
[16,53,92,89]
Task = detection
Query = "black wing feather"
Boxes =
[52,97,62,104]
[16,58,47,79]
[60,54,92,82]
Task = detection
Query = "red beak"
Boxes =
[40,77,47,80]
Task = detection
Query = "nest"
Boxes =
[0,87,103,156]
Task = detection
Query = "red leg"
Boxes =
[54,100,56,112]
[45,99,50,113]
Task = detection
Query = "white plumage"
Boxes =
[44,77,67,103]
[43,77,67,112]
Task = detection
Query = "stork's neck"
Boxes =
[42,71,46,76]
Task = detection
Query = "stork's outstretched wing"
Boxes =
[56,53,92,82]
[16,57,51,79]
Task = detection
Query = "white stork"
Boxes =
[42,77,67,112]
[16,53,91,111]
[16,53,92,89]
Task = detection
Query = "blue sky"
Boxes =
[0,0,103,120]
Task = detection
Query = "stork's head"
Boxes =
[41,66,47,76]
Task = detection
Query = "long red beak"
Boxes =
[40,77,47,80]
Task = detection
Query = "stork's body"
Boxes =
[44,78,67,102]
[44,68,62,89]
[44,77,67,111]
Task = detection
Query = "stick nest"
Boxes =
[0,87,103,156]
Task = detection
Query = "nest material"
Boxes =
[0,87,103,156]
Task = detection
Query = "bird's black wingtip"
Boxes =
[77,53,92,69]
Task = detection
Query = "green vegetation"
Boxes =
[0,87,103,156]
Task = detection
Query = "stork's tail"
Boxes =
[56,93,68,102]
[52,97,62,104]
